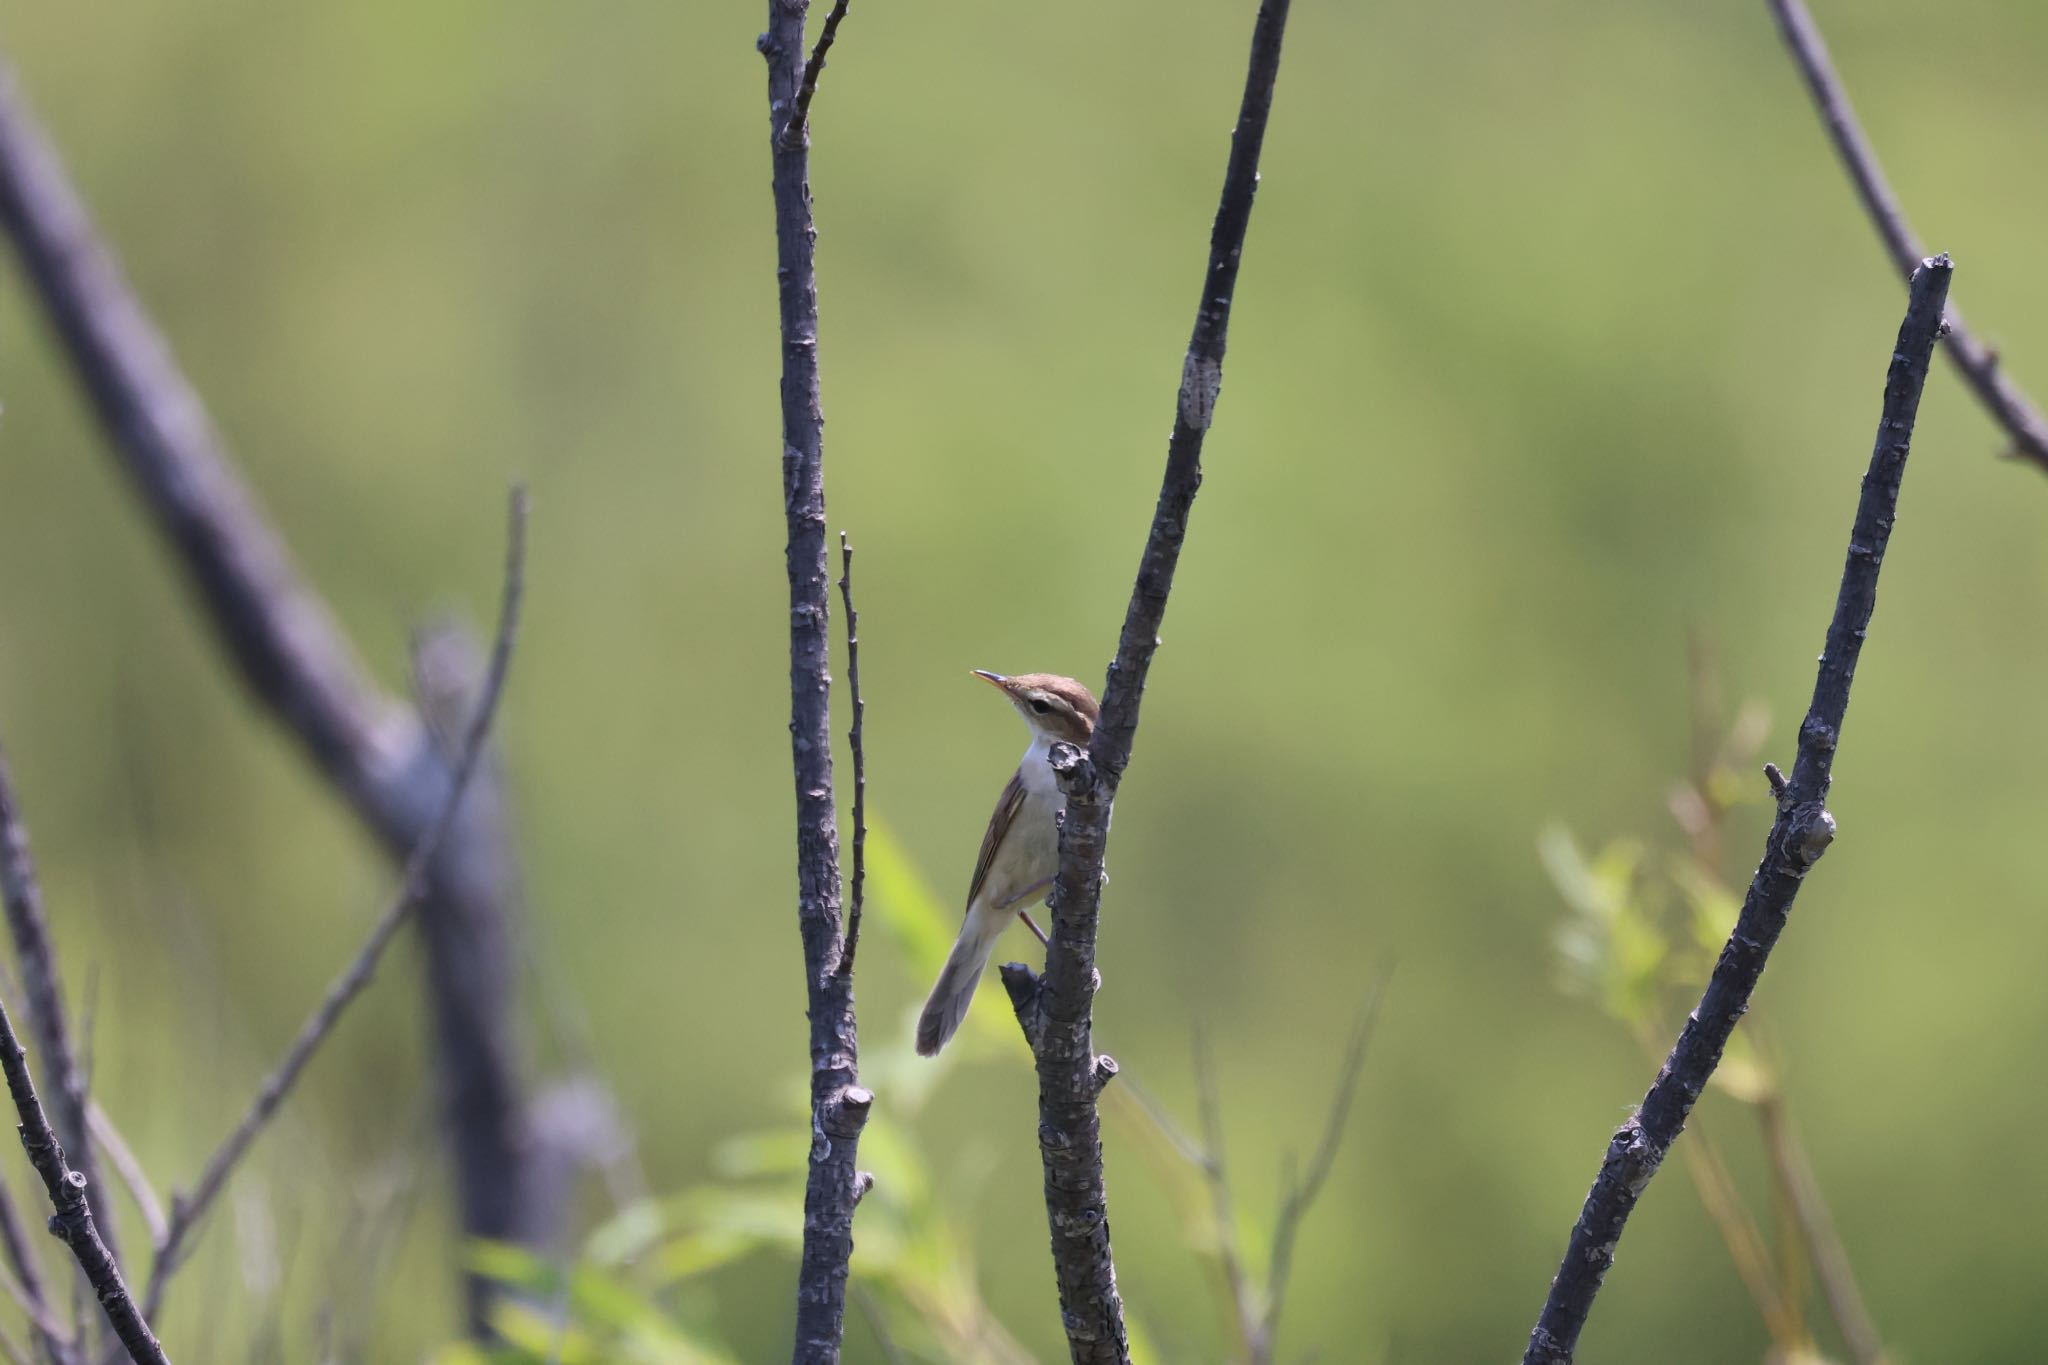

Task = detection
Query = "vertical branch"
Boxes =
[1522,256,1953,1365]
[0,754,114,1277]
[1765,0,2048,473]
[836,534,868,976]
[758,6,869,1362]
[0,62,543,1333]
[1000,2,1295,1361]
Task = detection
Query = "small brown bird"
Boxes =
[915,670,1100,1057]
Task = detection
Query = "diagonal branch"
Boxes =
[1522,255,1952,1365]
[0,753,116,1281]
[758,6,869,1362]
[783,0,853,147]
[0,61,544,1334]
[1765,0,2048,473]
[135,489,527,1332]
[999,2,1295,1361]
[0,782,166,1364]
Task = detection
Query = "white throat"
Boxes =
[1017,730,1061,799]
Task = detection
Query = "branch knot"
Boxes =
[1047,741,1097,800]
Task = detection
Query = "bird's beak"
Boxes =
[971,670,1008,690]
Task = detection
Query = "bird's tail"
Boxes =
[916,912,1004,1056]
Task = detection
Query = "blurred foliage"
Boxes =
[0,0,2045,1360]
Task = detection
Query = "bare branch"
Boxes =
[759,8,868,1357]
[138,489,528,1328]
[1766,0,2048,473]
[1263,983,1383,1358]
[1191,1029,1258,1356]
[0,757,115,1279]
[783,0,853,147]
[835,534,868,977]
[1522,257,1953,1364]
[1003,2,1296,1359]
[0,795,166,1363]
[0,61,542,1331]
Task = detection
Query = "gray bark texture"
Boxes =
[1522,255,1953,1365]
[759,4,870,1361]
[1000,2,1296,1361]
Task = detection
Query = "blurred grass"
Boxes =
[1,0,2046,1359]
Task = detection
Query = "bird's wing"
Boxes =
[965,768,1028,917]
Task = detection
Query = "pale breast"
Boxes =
[978,739,1065,912]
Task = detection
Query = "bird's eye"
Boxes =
[1029,698,1051,715]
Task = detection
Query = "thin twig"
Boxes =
[836,534,868,977]
[997,3,1295,1360]
[759,9,869,1358]
[1765,0,2048,473]
[1522,256,1953,1364]
[1756,1095,1888,1365]
[0,755,115,1279]
[0,943,166,1358]
[0,61,542,1333]
[138,488,528,1327]
[1262,983,1383,1360]
[0,1181,66,1365]
[783,0,853,147]
[1191,1029,1259,1357]
[86,1107,165,1251]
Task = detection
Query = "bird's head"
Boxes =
[972,670,1098,746]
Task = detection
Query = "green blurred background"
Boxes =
[2,0,2045,1360]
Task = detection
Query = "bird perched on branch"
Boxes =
[915,670,1099,1057]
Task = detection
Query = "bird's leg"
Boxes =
[993,878,1055,946]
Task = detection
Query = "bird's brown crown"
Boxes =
[973,670,1098,744]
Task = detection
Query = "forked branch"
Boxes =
[759,3,869,1360]
[0,62,541,1333]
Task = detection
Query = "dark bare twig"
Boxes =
[0,755,114,1283]
[0,820,165,1363]
[1522,257,1953,1365]
[836,534,868,976]
[0,63,542,1333]
[783,0,853,147]
[1263,984,1382,1360]
[759,9,869,1361]
[1186,984,1382,1365]
[996,2,1294,1360]
[1766,0,2048,473]
[137,489,528,1330]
